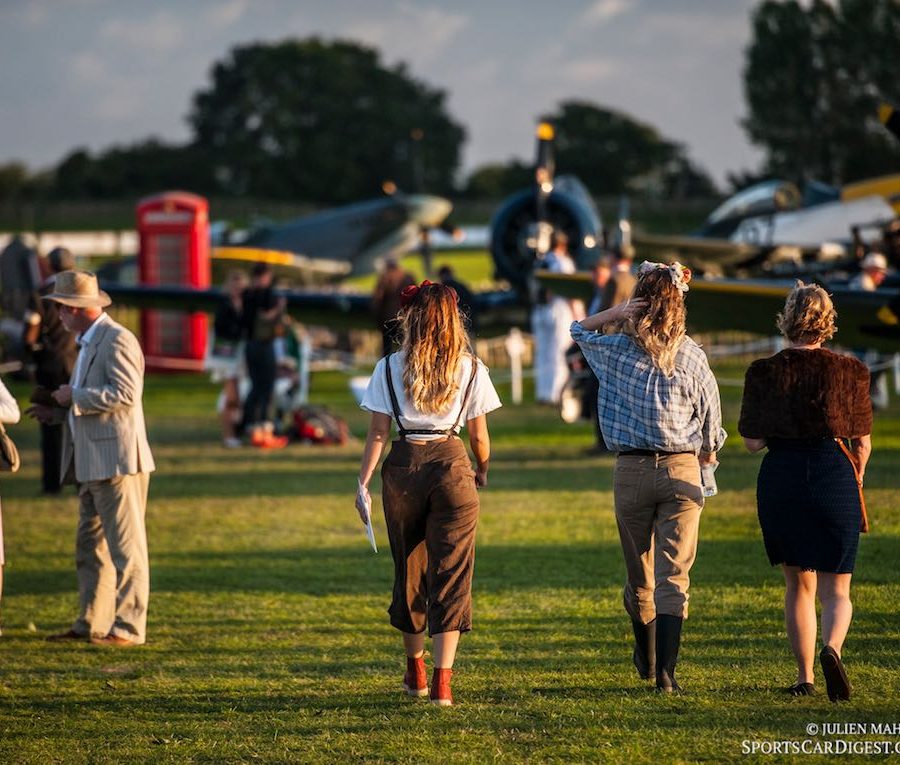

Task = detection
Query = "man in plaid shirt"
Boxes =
[570,262,726,694]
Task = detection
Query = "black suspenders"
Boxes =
[384,353,479,440]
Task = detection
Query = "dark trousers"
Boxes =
[585,373,607,449]
[382,438,480,636]
[242,340,277,428]
[40,422,63,493]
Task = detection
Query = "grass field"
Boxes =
[0,365,898,764]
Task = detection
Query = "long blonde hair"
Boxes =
[622,268,687,376]
[399,282,469,414]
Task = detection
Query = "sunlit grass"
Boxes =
[0,369,897,763]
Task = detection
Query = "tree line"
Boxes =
[2,0,899,207]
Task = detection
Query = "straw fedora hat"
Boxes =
[41,270,111,308]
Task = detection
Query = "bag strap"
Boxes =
[384,353,409,439]
[835,438,868,533]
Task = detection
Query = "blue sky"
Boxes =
[0,0,763,186]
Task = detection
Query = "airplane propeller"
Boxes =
[488,122,603,297]
[531,122,557,259]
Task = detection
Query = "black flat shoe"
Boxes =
[820,646,851,702]
[785,682,816,696]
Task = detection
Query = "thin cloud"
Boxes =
[100,10,184,54]
[342,2,469,67]
[205,0,250,29]
[581,0,636,26]
[561,57,618,85]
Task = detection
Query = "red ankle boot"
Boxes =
[430,668,453,706]
[403,655,427,697]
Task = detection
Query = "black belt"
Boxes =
[618,449,694,457]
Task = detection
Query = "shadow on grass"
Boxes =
[11,537,899,600]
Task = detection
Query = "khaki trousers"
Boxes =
[73,472,150,643]
[613,454,703,624]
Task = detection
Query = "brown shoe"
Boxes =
[46,629,89,642]
[90,634,137,647]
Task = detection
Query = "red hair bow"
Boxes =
[400,279,460,308]
[399,280,433,307]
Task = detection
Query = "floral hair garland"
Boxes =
[399,279,458,308]
[637,261,692,293]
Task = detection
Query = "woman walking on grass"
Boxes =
[571,262,726,693]
[356,281,501,706]
[738,283,872,702]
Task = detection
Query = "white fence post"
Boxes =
[504,328,525,405]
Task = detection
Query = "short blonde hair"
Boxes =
[776,281,836,344]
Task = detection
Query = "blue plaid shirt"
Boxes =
[571,321,727,454]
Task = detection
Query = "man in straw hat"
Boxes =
[29,270,155,646]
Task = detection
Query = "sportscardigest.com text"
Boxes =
[741,722,900,756]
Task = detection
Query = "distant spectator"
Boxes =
[882,218,900,269]
[207,270,248,448]
[587,255,614,316]
[372,258,416,357]
[601,244,637,311]
[584,255,614,454]
[848,252,888,291]
[532,232,582,404]
[24,247,77,493]
[240,263,287,448]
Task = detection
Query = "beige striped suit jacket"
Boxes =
[61,316,155,484]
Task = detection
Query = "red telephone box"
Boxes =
[136,192,210,371]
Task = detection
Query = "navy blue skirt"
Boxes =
[757,439,862,573]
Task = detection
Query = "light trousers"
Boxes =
[613,453,703,624]
[73,472,150,643]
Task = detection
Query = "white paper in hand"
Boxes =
[357,480,378,553]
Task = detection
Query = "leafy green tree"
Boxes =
[463,161,532,198]
[53,141,216,199]
[744,0,900,184]
[189,38,465,202]
[540,101,715,197]
[0,163,30,201]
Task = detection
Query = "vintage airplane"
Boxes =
[85,123,597,340]
[12,115,898,364]
[91,187,453,288]
[633,177,899,278]
[103,118,900,354]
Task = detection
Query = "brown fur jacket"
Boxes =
[738,348,872,439]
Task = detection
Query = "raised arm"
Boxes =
[467,415,491,487]
[578,299,647,333]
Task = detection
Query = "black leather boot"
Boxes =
[655,614,684,693]
[631,618,656,680]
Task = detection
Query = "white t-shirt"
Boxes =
[361,352,502,440]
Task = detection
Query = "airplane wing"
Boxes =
[632,233,765,273]
[101,282,526,335]
[536,272,900,353]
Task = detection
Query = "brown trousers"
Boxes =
[613,453,704,624]
[381,437,480,636]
